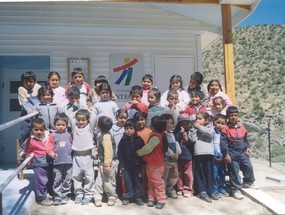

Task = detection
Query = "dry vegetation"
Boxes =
[202,24,285,162]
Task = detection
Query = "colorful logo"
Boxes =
[113,58,138,86]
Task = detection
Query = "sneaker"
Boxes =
[220,190,230,197]
[232,190,244,200]
[37,198,53,206]
[155,202,165,209]
[61,196,70,205]
[81,198,91,205]
[198,192,212,203]
[147,201,155,207]
[53,199,61,206]
[134,198,144,206]
[122,199,130,205]
[242,182,259,190]
[177,191,183,196]
[169,193,178,199]
[74,196,82,204]
[183,192,193,198]
[94,199,102,207]
[107,197,116,206]
[210,192,219,200]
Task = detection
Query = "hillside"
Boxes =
[202,24,285,162]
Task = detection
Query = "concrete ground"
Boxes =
[1,158,285,215]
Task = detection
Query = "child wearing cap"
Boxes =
[220,106,258,200]
[174,113,194,198]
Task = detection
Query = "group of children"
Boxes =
[19,68,258,209]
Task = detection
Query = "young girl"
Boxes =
[35,86,59,132]
[174,113,194,198]
[137,116,167,209]
[23,118,53,206]
[189,112,218,203]
[164,89,180,127]
[47,113,73,205]
[206,80,232,112]
[141,74,153,106]
[47,71,67,107]
[92,82,119,122]
[146,87,165,128]
[160,75,190,112]
[118,119,145,206]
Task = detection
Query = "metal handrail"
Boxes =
[0,111,38,132]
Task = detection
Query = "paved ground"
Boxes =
[1,158,285,215]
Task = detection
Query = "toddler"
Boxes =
[141,74,153,106]
[164,89,180,127]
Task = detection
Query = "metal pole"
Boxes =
[268,118,271,167]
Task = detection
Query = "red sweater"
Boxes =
[143,133,164,167]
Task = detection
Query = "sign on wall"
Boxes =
[109,54,144,104]
[67,58,91,84]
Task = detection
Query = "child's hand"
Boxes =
[245,148,251,155]
[92,152,98,160]
[104,166,110,174]
[129,100,138,105]
[171,153,179,161]
[224,154,231,164]
[182,131,188,142]
[194,121,200,129]
[49,152,58,159]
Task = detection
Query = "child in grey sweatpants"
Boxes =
[70,109,97,205]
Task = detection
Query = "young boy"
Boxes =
[164,89,180,127]
[69,109,97,205]
[47,113,73,205]
[23,118,53,206]
[18,71,41,141]
[65,68,91,107]
[93,116,117,207]
[220,106,258,200]
[161,114,181,199]
[187,72,206,98]
[184,91,207,124]
[118,119,145,206]
[212,114,229,198]
[122,85,148,119]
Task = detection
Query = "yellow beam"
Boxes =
[221,4,236,105]
[233,4,251,11]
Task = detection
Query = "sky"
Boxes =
[238,0,285,27]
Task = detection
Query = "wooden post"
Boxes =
[221,4,236,105]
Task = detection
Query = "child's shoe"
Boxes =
[53,198,61,206]
[107,197,116,206]
[183,192,193,198]
[134,198,144,206]
[94,199,102,207]
[74,196,82,204]
[242,182,259,190]
[61,196,70,205]
[147,200,155,207]
[177,191,183,196]
[198,192,212,203]
[155,202,165,209]
[37,198,53,206]
[81,198,91,205]
[232,190,244,200]
[209,192,219,200]
[220,190,229,197]
[122,199,130,205]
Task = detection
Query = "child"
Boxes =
[220,106,258,200]
[174,113,194,198]
[87,75,117,109]
[161,114,181,199]
[164,89,180,127]
[94,116,117,207]
[65,68,91,108]
[18,71,41,141]
[160,75,190,112]
[189,112,218,203]
[141,74,153,106]
[206,80,232,112]
[187,72,205,97]
[184,91,207,123]
[69,109,97,205]
[46,113,73,205]
[92,82,119,122]
[35,86,59,132]
[23,118,53,206]
[110,109,128,155]
[212,114,229,198]
[134,111,152,145]
[208,96,227,117]
[47,71,67,107]
[118,119,145,206]
[146,87,165,128]
[122,85,148,119]
[137,116,167,209]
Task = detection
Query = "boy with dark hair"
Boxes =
[187,72,205,96]
[122,85,148,118]
[65,67,91,107]
[118,119,145,206]
[18,71,41,141]
[93,116,117,207]
[220,106,258,200]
